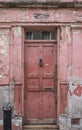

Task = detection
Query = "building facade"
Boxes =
[0,0,82,130]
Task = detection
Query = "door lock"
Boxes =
[39,59,43,67]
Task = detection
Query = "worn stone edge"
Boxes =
[0,1,82,8]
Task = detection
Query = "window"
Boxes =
[42,31,50,40]
[25,30,57,40]
[25,31,32,40]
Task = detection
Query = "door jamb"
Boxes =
[22,26,60,124]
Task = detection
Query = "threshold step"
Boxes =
[23,125,59,129]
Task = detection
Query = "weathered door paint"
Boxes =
[24,41,57,124]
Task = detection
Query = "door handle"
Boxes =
[39,59,43,67]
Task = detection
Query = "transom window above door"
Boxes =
[25,30,57,40]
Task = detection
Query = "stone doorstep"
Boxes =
[0,117,22,130]
[23,124,58,129]
[0,118,59,130]
[24,129,59,130]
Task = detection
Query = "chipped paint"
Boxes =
[67,65,72,81]
[0,8,81,23]
[67,75,82,118]
[0,37,9,56]
[66,26,71,45]
[74,85,82,97]
[34,13,49,19]
[68,82,82,97]
[69,76,82,84]
[0,29,9,81]
[66,27,82,121]
[0,61,9,79]
[13,27,21,37]
[22,14,29,21]
[68,76,82,95]
[0,29,9,34]
[0,73,6,79]
[73,30,82,34]
[68,93,82,117]
[0,30,9,57]
[60,27,64,46]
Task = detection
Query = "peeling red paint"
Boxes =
[69,85,82,97]
[0,29,9,84]
[74,85,82,97]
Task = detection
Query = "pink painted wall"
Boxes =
[0,5,82,127]
[0,8,81,23]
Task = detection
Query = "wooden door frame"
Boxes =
[21,25,60,125]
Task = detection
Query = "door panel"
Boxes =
[27,78,39,91]
[42,44,56,90]
[24,42,57,124]
[43,45,55,74]
[43,79,54,90]
[26,46,39,76]
[26,92,40,119]
[25,45,39,91]
[42,92,56,119]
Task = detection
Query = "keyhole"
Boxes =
[39,59,43,67]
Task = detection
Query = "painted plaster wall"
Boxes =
[0,27,22,119]
[0,8,82,23]
[0,7,82,129]
[67,29,82,118]
[0,29,9,83]
[0,28,14,119]
[59,26,82,118]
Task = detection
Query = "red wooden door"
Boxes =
[24,42,57,124]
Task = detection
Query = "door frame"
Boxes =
[21,25,60,124]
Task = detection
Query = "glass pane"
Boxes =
[25,32,32,40]
[33,31,41,40]
[51,31,57,40]
[25,29,57,40]
[42,31,50,40]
